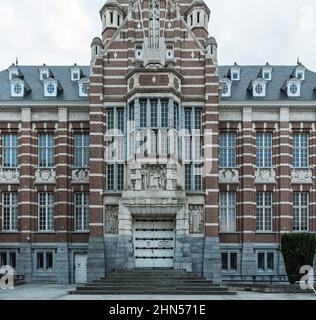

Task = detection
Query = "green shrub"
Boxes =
[281,233,316,284]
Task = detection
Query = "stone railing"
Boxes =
[255,169,276,184]
[35,168,56,184]
[0,168,20,184]
[291,169,313,184]
[72,168,90,184]
[219,169,239,184]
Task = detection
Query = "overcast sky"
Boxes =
[0,0,315,70]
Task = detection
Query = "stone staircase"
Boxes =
[70,269,236,295]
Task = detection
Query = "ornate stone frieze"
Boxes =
[105,205,119,235]
[189,205,204,234]
[0,168,20,184]
[72,169,90,184]
[35,168,56,184]
[255,169,276,184]
[291,169,313,184]
[219,169,239,184]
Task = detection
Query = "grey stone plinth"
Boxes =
[203,236,222,284]
[87,237,106,282]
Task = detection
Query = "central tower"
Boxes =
[88,0,221,283]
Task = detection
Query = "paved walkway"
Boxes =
[0,285,316,300]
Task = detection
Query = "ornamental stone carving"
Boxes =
[291,169,313,184]
[72,169,90,184]
[35,168,56,184]
[0,169,20,184]
[189,205,204,234]
[219,169,239,184]
[255,169,276,184]
[105,205,119,235]
[141,164,167,190]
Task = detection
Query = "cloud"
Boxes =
[0,0,315,71]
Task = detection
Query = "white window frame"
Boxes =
[219,133,237,168]
[38,134,55,168]
[75,193,90,232]
[293,192,309,232]
[74,134,90,168]
[293,134,309,168]
[256,192,273,232]
[257,251,275,271]
[2,193,18,232]
[287,80,301,97]
[220,193,236,233]
[2,134,18,168]
[10,80,24,97]
[44,81,58,97]
[38,193,54,232]
[256,133,273,168]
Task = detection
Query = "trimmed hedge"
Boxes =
[281,233,316,284]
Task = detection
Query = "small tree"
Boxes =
[281,233,316,284]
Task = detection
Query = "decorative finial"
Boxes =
[16,57,19,65]
[297,57,301,65]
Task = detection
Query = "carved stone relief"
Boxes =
[105,205,119,235]
[189,205,204,234]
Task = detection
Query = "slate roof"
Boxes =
[218,65,316,102]
[0,66,90,102]
[0,65,316,102]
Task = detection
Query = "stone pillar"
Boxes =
[87,55,106,282]
[54,107,70,283]
[240,107,256,276]
[203,53,221,284]
[18,108,33,281]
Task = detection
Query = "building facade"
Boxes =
[0,0,315,284]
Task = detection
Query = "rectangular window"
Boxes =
[140,100,147,128]
[38,193,54,231]
[151,100,158,127]
[2,193,18,232]
[257,252,274,271]
[219,133,236,168]
[293,192,309,231]
[174,103,179,130]
[38,134,54,167]
[3,134,18,167]
[74,134,90,168]
[194,164,202,191]
[161,100,169,128]
[194,109,202,131]
[256,193,273,232]
[117,164,125,191]
[75,193,90,232]
[107,164,124,191]
[129,103,135,122]
[185,164,192,190]
[37,252,53,270]
[0,252,17,268]
[117,109,125,133]
[220,193,236,232]
[107,164,115,191]
[221,252,238,272]
[185,109,191,132]
[107,109,115,130]
[256,133,272,168]
[293,134,309,168]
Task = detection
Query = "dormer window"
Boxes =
[220,78,232,97]
[250,79,267,97]
[39,66,52,81]
[284,79,301,97]
[70,65,82,82]
[10,79,30,98]
[8,65,21,80]
[261,64,273,81]
[43,78,62,97]
[295,64,306,81]
[78,77,89,97]
[230,63,241,81]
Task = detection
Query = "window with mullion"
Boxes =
[256,133,272,168]
[161,100,169,128]
[256,193,272,231]
[293,134,309,168]
[38,193,54,232]
[38,134,55,168]
[140,100,147,128]
[75,193,90,232]
[150,100,158,128]
[74,134,90,168]
[2,193,18,232]
[220,193,236,232]
[293,192,309,231]
[219,133,237,168]
[107,164,124,191]
[3,134,18,168]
